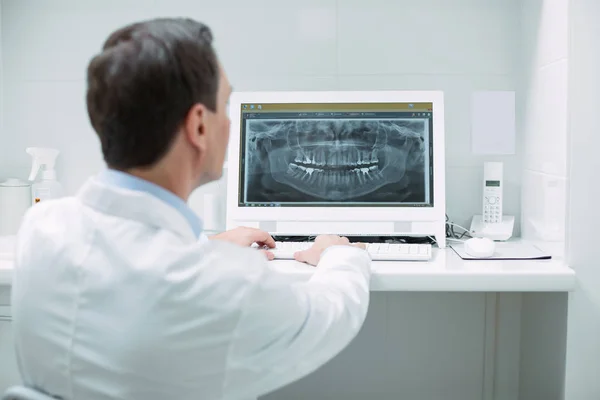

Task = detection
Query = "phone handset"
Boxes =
[470,161,514,241]
[483,162,503,224]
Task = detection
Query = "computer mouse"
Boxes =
[464,237,495,258]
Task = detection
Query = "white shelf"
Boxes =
[0,248,575,292]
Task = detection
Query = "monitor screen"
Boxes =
[237,102,433,207]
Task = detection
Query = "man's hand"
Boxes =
[294,235,366,266]
[210,227,276,260]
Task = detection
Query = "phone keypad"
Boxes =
[484,197,501,223]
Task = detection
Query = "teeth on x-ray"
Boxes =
[245,119,426,201]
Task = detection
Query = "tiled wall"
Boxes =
[0,2,3,162]
[518,2,570,399]
[0,0,521,233]
[520,0,569,255]
[564,0,600,397]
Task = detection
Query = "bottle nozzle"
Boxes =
[26,147,59,181]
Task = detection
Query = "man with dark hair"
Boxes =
[12,18,371,400]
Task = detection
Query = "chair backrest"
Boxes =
[2,386,59,400]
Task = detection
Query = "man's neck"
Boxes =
[125,166,192,201]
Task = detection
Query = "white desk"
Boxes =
[0,247,575,291]
[0,244,576,400]
[269,248,575,292]
[0,262,11,287]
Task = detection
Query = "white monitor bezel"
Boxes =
[226,90,445,224]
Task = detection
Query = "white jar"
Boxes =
[0,178,32,235]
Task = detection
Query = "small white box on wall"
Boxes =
[471,91,516,155]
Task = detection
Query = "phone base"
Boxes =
[469,215,515,241]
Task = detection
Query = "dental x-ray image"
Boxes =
[242,118,430,204]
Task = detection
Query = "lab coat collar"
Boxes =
[76,173,199,243]
[96,169,203,238]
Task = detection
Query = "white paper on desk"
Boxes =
[471,91,516,155]
[450,241,551,260]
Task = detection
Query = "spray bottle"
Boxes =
[26,147,64,204]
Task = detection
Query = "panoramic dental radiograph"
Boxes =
[243,118,429,204]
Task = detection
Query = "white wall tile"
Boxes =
[154,0,338,78]
[228,76,339,92]
[521,0,569,69]
[522,59,568,177]
[519,1,569,259]
[564,0,600,395]
[0,1,3,164]
[521,169,566,245]
[516,3,569,396]
[337,0,519,76]
[2,0,157,13]
[1,0,164,81]
[2,0,338,81]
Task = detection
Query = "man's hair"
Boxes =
[86,18,219,169]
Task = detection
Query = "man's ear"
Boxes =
[183,103,208,152]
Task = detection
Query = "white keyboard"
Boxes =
[270,241,432,261]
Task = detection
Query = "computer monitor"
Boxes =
[226,91,446,248]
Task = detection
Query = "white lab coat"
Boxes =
[11,175,371,400]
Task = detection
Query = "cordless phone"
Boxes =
[470,161,514,241]
[483,162,503,223]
